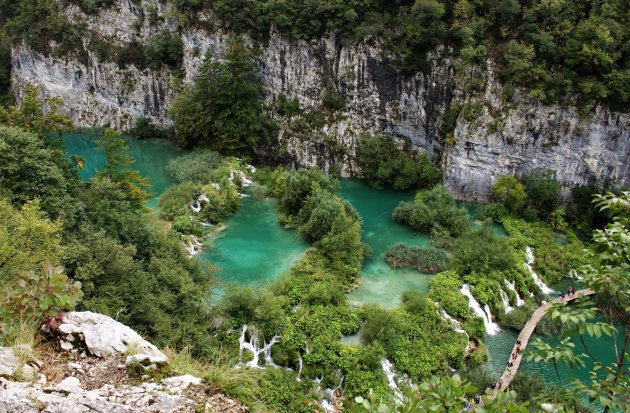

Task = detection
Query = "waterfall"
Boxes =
[524,246,554,294]
[460,284,500,335]
[296,353,303,381]
[190,201,201,213]
[435,306,469,353]
[568,268,583,280]
[500,290,514,313]
[504,280,525,306]
[190,193,209,214]
[237,324,280,368]
[381,359,403,402]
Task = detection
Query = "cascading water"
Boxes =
[435,305,469,353]
[460,284,500,335]
[504,280,525,306]
[381,359,403,402]
[237,324,280,368]
[500,290,514,313]
[524,246,554,294]
[296,354,303,381]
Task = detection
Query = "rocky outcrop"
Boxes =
[0,311,247,413]
[10,0,630,198]
[53,311,167,366]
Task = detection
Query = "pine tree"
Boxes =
[95,128,151,210]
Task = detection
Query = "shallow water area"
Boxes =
[339,180,433,308]
[200,195,308,286]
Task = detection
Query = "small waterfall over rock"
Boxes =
[381,359,403,402]
[460,284,500,335]
[504,280,525,306]
[435,305,469,353]
[500,290,514,313]
[237,325,280,368]
[296,354,303,381]
[524,246,554,294]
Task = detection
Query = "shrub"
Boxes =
[158,182,199,220]
[384,243,450,274]
[393,186,469,236]
[166,150,223,184]
[131,117,169,140]
[143,31,183,70]
[198,181,240,224]
[428,271,469,319]
[355,133,442,190]
[172,215,203,237]
[492,175,526,212]
[521,169,560,219]
[451,224,516,276]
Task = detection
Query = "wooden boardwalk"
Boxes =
[491,288,595,393]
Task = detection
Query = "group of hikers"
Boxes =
[556,285,577,300]
[463,394,482,410]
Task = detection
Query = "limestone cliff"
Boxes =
[10,0,629,199]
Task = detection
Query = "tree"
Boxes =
[95,128,151,210]
[170,38,274,153]
[0,84,73,140]
[522,169,560,219]
[492,175,527,212]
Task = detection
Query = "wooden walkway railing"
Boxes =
[491,288,596,394]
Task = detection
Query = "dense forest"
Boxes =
[0,0,629,108]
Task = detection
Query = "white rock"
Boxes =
[161,374,202,391]
[60,340,74,351]
[56,376,82,393]
[67,362,83,371]
[0,347,37,380]
[58,312,167,364]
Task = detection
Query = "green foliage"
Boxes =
[355,133,442,190]
[321,88,346,111]
[258,368,318,413]
[172,215,203,237]
[143,30,183,70]
[384,243,450,274]
[522,169,560,219]
[131,117,170,140]
[502,216,590,286]
[428,271,469,319]
[158,182,200,220]
[492,175,527,212]
[197,181,240,224]
[170,39,274,153]
[167,150,224,184]
[95,128,152,210]
[452,224,516,276]
[393,185,469,236]
[274,168,339,217]
[0,199,63,281]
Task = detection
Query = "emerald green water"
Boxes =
[63,133,185,208]
[339,180,433,309]
[200,196,308,285]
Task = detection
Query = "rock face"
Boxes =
[10,0,630,199]
[55,311,168,366]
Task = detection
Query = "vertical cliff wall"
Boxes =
[10,0,629,199]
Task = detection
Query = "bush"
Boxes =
[451,224,516,276]
[131,117,169,140]
[166,150,223,184]
[158,182,199,220]
[428,271,469,319]
[355,133,442,190]
[384,243,450,274]
[522,169,560,219]
[393,186,469,236]
[492,175,526,212]
[198,181,240,224]
[172,215,203,237]
[463,317,486,341]
[143,31,183,70]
